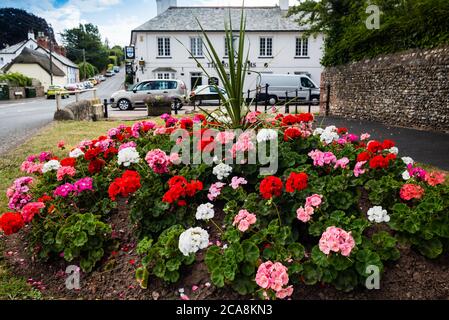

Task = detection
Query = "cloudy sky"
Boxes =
[1,0,297,47]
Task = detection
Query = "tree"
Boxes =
[110,45,124,66]
[288,0,449,67]
[61,23,109,72]
[78,62,98,80]
[0,8,55,49]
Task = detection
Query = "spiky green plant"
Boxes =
[181,7,250,128]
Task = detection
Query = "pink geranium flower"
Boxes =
[319,226,355,257]
[233,209,257,232]
[56,166,76,181]
[230,176,248,189]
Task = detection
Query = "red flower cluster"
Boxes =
[108,170,141,201]
[369,154,397,169]
[285,172,308,193]
[284,127,302,141]
[60,157,76,167]
[180,118,194,130]
[281,113,314,126]
[162,176,203,206]
[337,127,348,135]
[88,158,106,174]
[0,212,24,235]
[260,176,283,199]
[367,139,395,153]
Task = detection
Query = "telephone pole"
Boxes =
[82,48,86,80]
[49,24,54,85]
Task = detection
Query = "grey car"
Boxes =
[110,79,188,111]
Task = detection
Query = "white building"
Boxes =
[0,31,38,69]
[36,46,79,84]
[130,0,324,92]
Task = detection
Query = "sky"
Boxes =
[1,0,298,47]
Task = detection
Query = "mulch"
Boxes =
[2,200,449,300]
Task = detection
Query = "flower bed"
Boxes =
[1,110,448,299]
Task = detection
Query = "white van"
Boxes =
[250,74,320,104]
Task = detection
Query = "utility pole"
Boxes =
[49,24,54,85]
[82,48,86,80]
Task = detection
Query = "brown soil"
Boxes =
[2,201,449,300]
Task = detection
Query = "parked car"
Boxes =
[46,85,69,99]
[83,81,94,89]
[98,75,107,82]
[253,74,320,104]
[88,78,98,86]
[110,79,188,111]
[113,66,120,73]
[64,84,78,94]
[190,85,228,106]
[105,71,114,77]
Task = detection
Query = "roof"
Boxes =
[132,6,307,33]
[2,47,65,76]
[0,40,28,54]
[37,46,79,69]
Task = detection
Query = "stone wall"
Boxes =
[320,46,449,133]
[54,100,104,121]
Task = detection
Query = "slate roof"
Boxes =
[0,40,28,54]
[3,47,65,76]
[132,6,307,32]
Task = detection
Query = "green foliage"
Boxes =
[78,62,98,80]
[136,225,195,286]
[0,72,32,87]
[288,0,449,66]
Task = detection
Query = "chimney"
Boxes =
[156,0,177,16]
[28,30,35,41]
[279,0,289,11]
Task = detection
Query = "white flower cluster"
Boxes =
[212,163,232,180]
[42,160,61,173]
[388,147,399,155]
[402,157,414,166]
[196,203,215,220]
[314,126,339,145]
[117,147,140,167]
[402,171,411,180]
[367,206,390,223]
[178,227,210,256]
[69,148,84,158]
[256,129,278,143]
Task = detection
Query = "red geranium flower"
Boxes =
[60,157,76,167]
[108,170,141,201]
[357,151,371,162]
[281,114,298,126]
[285,172,308,193]
[180,118,194,130]
[84,147,102,161]
[88,158,105,174]
[296,113,314,123]
[369,155,388,169]
[260,176,283,199]
[367,140,384,153]
[284,127,302,141]
[0,212,24,235]
[382,139,395,150]
[104,147,118,159]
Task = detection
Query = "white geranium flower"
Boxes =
[402,170,411,180]
[212,163,232,180]
[402,156,414,166]
[42,160,61,173]
[367,206,390,223]
[117,147,140,167]
[313,128,324,136]
[196,203,215,220]
[389,147,399,155]
[178,227,209,256]
[314,126,339,145]
[256,129,278,143]
[69,148,84,158]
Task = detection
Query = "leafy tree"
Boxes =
[109,45,124,65]
[288,0,449,66]
[78,62,98,80]
[61,23,109,72]
[0,8,55,49]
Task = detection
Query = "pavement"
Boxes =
[0,68,125,154]
[317,116,449,171]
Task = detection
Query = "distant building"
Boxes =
[36,46,79,84]
[2,47,66,90]
[0,31,38,69]
[130,0,324,91]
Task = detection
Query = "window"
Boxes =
[260,37,273,57]
[157,37,171,56]
[224,36,238,56]
[296,37,309,57]
[135,81,151,91]
[157,73,172,80]
[300,77,316,88]
[190,37,203,57]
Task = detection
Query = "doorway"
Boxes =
[191,72,202,90]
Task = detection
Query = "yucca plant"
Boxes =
[182,7,250,128]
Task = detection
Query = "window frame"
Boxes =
[295,37,309,57]
[190,37,203,57]
[259,37,273,57]
[157,37,171,57]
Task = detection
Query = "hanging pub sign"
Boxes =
[125,63,134,75]
[124,46,135,60]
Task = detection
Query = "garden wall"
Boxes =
[54,99,104,121]
[320,46,449,133]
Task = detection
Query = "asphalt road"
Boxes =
[0,68,125,154]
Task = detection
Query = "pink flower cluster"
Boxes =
[7,177,34,211]
[319,226,355,257]
[233,209,256,232]
[53,177,94,198]
[145,149,170,174]
[216,131,235,145]
[406,164,427,180]
[208,182,226,201]
[400,183,425,201]
[20,152,52,174]
[131,121,156,138]
[296,194,323,223]
[230,176,247,189]
[245,111,260,124]
[354,161,367,177]
[425,171,446,186]
[56,166,76,181]
[308,150,350,169]
[118,141,137,151]
[161,113,178,127]
[21,202,45,223]
[255,261,293,299]
[230,132,256,159]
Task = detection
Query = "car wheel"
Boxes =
[311,95,320,105]
[118,99,132,111]
[171,98,183,111]
[269,95,278,105]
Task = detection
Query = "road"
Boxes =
[0,68,125,154]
